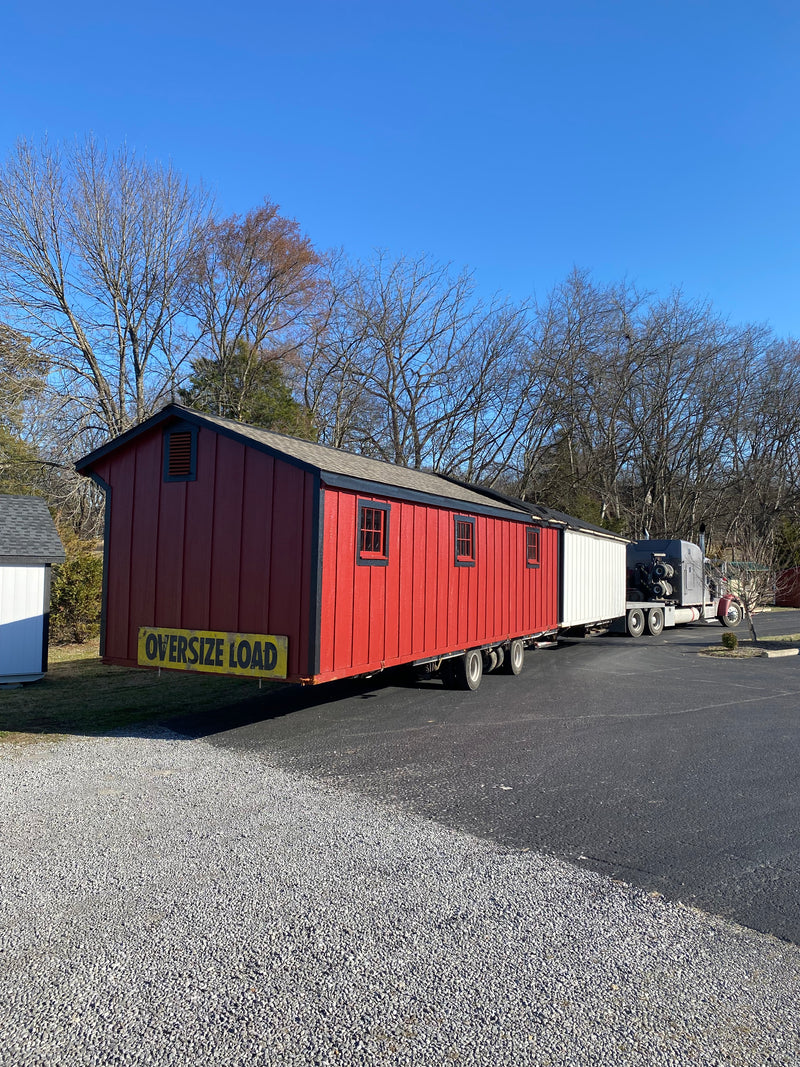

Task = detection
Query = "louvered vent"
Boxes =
[167,432,193,478]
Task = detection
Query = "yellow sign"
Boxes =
[138,627,288,680]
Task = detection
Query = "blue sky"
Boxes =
[3,0,799,337]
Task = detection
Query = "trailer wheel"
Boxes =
[646,607,664,636]
[720,601,743,628]
[453,648,483,691]
[626,607,645,637]
[503,638,525,675]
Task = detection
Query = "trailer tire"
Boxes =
[453,648,484,690]
[720,601,743,628]
[626,607,645,637]
[504,638,525,675]
[646,607,664,636]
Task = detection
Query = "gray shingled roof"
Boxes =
[76,404,626,539]
[189,409,531,516]
[0,495,66,565]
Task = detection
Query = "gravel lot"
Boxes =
[1,730,798,1067]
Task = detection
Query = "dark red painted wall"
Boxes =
[317,488,558,681]
[92,425,315,680]
[777,567,800,608]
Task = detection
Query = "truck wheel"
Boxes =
[504,639,525,675]
[720,601,743,628]
[626,607,645,637]
[646,607,664,636]
[453,648,483,690]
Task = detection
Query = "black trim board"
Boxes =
[162,422,198,482]
[321,472,532,524]
[453,514,476,567]
[41,565,52,674]
[76,404,320,480]
[557,527,565,626]
[75,405,543,522]
[308,476,324,678]
[356,500,390,567]
[525,525,541,569]
[86,471,111,658]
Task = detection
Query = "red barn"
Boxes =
[76,404,561,689]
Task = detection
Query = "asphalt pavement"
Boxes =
[169,610,800,944]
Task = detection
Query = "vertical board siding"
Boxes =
[237,450,275,634]
[397,503,414,660]
[127,438,161,656]
[209,435,245,633]
[99,425,312,677]
[181,431,217,630]
[155,478,186,629]
[560,530,627,627]
[97,450,133,661]
[318,489,559,682]
[0,566,46,678]
[332,492,355,671]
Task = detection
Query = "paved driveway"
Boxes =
[170,610,800,943]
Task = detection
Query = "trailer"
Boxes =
[76,404,582,692]
[76,405,740,694]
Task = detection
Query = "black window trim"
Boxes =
[356,499,391,567]
[163,423,198,482]
[453,514,476,567]
[526,525,541,568]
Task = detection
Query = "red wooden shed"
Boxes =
[76,404,562,687]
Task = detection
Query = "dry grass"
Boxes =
[699,647,764,659]
[699,632,800,659]
[0,641,273,744]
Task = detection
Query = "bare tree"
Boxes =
[303,251,535,475]
[185,201,320,421]
[301,252,376,448]
[0,136,211,447]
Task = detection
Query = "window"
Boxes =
[526,526,540,567]
[163,425,197,482]
[357,501,390,565]
[454,516,475,566]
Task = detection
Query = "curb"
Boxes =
[758,648,799,658]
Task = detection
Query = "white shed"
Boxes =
[0,495,65,684]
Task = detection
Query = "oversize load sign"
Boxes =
[138,627,288,679]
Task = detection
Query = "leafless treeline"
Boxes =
[301,259,800,553]
[1,136,798,555]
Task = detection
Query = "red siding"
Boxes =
[317,487,559,682]
[90,419,561,687]
[96,424,315,680]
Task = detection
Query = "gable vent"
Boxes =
[167,432,193,478]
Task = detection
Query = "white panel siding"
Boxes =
[0,565,46,679]
[560,531,627,628]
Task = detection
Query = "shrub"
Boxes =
[721,631,738,651]
[49,553,103,644]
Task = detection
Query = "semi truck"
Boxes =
[554,526,743,644]
[618,538,742,636]
[431,528,744,690]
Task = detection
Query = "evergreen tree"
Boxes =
[180,340,317,440]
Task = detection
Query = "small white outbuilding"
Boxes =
[0,495,65,684]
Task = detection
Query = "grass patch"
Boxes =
[0,642,275,744]
[699,632,800,659]
[749,632,800,645]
